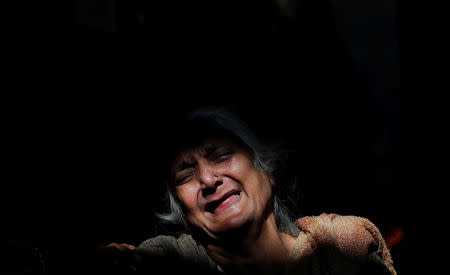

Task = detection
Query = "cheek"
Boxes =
[248,172,273,201]
[228,156,273,202]
[176,183,200,212]
[226,155,255,178]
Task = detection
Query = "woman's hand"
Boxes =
[106,243,136,253]
[94,242,136,256]
[93,243,137,272]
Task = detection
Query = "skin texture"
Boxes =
[171,139,296,273]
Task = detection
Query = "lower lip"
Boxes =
[213,193,241,216]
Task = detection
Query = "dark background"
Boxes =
[4,0,446,274]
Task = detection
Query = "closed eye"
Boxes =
[213,152,232,163]
[176,170,195,185]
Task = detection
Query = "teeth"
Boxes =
[206,191,239,214]
[207,199,225,213]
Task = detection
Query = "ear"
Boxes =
[266,172,276,188]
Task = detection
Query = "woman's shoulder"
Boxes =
[139,233,192,248]
[289,213,396,275]
[138,233,200,256]
[137,233,217,272]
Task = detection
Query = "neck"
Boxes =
[205,214,296,274]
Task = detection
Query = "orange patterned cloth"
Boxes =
[288,213,397,275]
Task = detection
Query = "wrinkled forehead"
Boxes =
[169,138,252,175]
[171,139,234,167]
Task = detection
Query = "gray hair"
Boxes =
[155,107,300,236]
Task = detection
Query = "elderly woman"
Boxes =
[106,108,396,275]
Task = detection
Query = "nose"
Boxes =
[199,166,222,197]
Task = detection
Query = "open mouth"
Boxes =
[205,191,241,215]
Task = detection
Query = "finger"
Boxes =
[121,243,136,251]
[107,243,131,253]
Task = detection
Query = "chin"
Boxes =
[207,205,254,235]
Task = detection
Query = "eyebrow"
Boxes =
[173,144,227,174]
[174,160,196,175]
[203,144,223,158]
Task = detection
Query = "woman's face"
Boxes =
[171,139,273,240]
